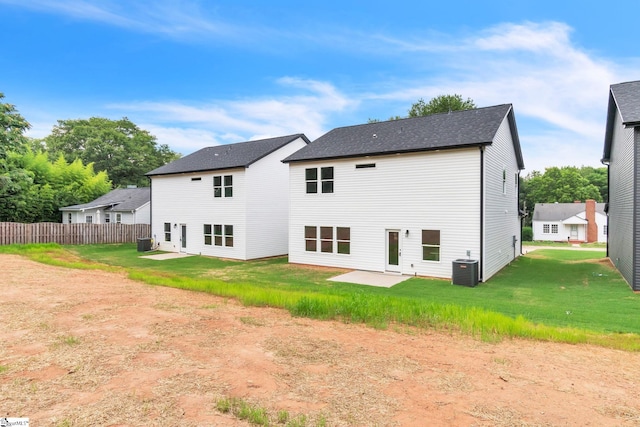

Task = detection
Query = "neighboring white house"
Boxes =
[601,80,640,291]
[532,200,606,243]
[283,104,525,282]
[59,187,150,224]
[146,134,309,260]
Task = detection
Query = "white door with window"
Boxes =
[385,229,401,273]
[180,224,187,252]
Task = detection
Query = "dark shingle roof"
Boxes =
[532,202,606,221]
[611,81,640,126]
[146,134,309,176]
[60,188,150,212]
[283,104,523,168]
[602,80,640,162]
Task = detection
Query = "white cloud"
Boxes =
[109,78,355,154]
[363,21,637,170]
[0,0,243,40]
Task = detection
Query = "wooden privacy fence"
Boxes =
[0,222,151,245]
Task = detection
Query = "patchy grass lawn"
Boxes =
[3,243,640,350]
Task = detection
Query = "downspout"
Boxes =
[479,146,484,282]
[148,176,153,241]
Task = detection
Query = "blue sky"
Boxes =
[2,1,639,173]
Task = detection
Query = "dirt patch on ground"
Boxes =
[2,255,640,426]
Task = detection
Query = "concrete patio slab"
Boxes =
[328,271,411,288]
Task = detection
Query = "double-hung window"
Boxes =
[214,175,233,198]
[543,224,550,233]
[304,226,350,254]
[305,167,334,194]
[204,224,212,245]
[164,222,171,242]
[551,224,558,234]
[422,230,440,261]
[105,213,111,223]
[213,224,234,247]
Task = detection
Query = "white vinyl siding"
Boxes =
[150,136,307,260]
[244,136,308,259]
[289,148,482,279]
[482,116,522,280]
[150,169,247,258]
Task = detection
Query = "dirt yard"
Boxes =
[2,254,640,426]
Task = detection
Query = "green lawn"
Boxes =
[3,243,639,350]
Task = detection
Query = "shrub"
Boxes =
[522,226,533,241]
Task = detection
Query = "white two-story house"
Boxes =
[283,105,525,282]
[146,134,309,260]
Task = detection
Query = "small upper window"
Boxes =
[85,215,93,224]
[321,167,334,193]
[214,175,233,198]
[305,168,318,194]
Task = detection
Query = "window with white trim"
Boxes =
[204,224,212,245]
[85,215,93,224]
[543,224,550,233]
[305,226,317,251]
[214,175,233,198]
[304,226,350,254]
[604,225,608,235]
[67,213,72,224]
[551,224,558,234]
[320,226,333,253]
[116,213,122,224]
[105,213,111,223]
[422,230,440,261]
[305,167,334,194]
[164,222,171,242]
[214,224,234,247]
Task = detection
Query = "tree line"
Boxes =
[0,92,179,222]
[1,92,608,224]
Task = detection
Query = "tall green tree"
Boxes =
[408,94,476,117]
[0,149,111,222]
[0,92,30,162]
[520,166,603,225]
[43,117,180,188]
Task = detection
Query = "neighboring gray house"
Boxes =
[59,187,150,224]
[146,134,309,260]
[532,201,607,243]
[283,104,525,282]
[602,80,640,291]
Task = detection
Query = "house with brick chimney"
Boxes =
[602,80,640,291]
[532,200,606,243]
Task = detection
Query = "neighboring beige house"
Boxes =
[283,104,525,282]
[59,187,150,224]
[532,200,607,243]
